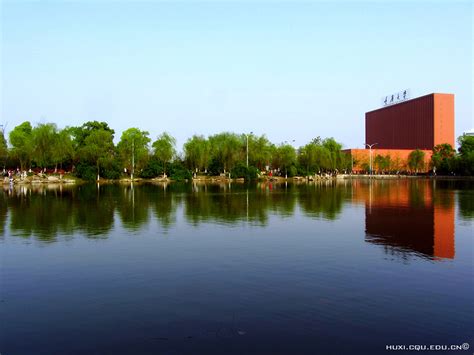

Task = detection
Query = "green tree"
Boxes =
[183,135,211,173]
[52,128,75,171]
[431,143,456,174]
[322,137,343,172]
[32,123,58,170]
[152,132,176,175]
[78,129,115,180]
[9,121,34,171]
[247,134,274,170]
[374,154,391,173]
[273,144,296,177]
[457,135,474,175]
[458,135,474,156]
[408,149,425,174]
[0,128,8,170]
[298,141,320,174]
[208,132,243,173]
[117,128,151,178]
[71,121,114,149]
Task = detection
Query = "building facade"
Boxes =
[346,93,455,173]
[365,93,454,149]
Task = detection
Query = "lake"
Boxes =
[1,179,473,354]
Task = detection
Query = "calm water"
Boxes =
[1,180,473,354]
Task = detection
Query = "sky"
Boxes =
[1,0,472,151]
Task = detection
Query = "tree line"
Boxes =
[0,120,472,180]
[368,137,473,176]
[0,121,353,180]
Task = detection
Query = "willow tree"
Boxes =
[152,132,176,175]
[117,128,151,178]
[298,141,321,174]
[52,128,75,170]
[208,132,243,173]
[247,134,274,170]
[183,135,210,173]
[32,123,57,170]
[273,144,296,177]
[408,149,425,174]
[9,121,34,171]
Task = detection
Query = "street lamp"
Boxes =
[246,131,253,168]
[364,143,378,176]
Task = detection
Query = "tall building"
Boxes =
[366,93,455,149]
[345,93,455,173]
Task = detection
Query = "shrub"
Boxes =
[231,163,259,180]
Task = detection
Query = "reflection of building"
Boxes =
[365,204,455,259]
[351,180,455,259]
[345,93,455,172]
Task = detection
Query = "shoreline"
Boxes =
[3,173,474,186]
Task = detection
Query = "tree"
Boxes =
[298,141,320,174]
[322,137,343,172]
[273,144,296,177]
[78,129,115,180]
[152,132,176,175]
[52,128,75,171]
[117,128,151,178]
[431,143,456,174]
[458,135,474,156]
[32,123,58,170]
[184,135,211,173]
[457,135,474,176]
[9,121,34,171]
[0,128,8,170]
[71,121,115,149]
[374,154,391,174]
[408,149,425,174]
[246,134,274,170]
[208,132,243,173]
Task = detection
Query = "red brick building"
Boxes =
[346,93,455,173]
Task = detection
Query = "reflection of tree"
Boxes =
[7,187,77,242]
[0,191,8,238]
[5,180,467,250]
[408,180,427,208]
[184,184,269,226]
[266,184,297,218]
[458,191,474,220]
[297,182,348,220]
[5,184,114,241]
[73,184,114,238]
[431,180,473,220]
[150,184,178,231]
[115,185,150,231]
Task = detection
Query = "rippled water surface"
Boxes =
[1,179,473,354]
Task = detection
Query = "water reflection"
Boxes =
[352,180,456,260]
[2,180,472,261]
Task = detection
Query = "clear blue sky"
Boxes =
[1,0,472,151]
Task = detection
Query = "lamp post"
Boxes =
[246,131,253,168]
[364,143,378,176]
